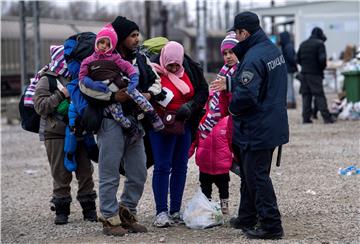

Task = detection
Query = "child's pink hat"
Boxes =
[95,23,118,54]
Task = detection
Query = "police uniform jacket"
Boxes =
[228,29,289,150]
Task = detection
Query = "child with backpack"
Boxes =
[79,23,164,142]
[33,45,97,225]
[188,32,239,215]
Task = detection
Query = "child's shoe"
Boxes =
[220,199,229,215]
[147,110,164,132]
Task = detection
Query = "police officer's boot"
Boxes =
[51,196,71,225]
[245,226,284,240]
[229,217,256,233]
[77,193,97,222]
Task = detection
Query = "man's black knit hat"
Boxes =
[228,11,260,34]
[111,16,139,43]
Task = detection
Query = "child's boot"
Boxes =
[220,199,229,215]
[77,193,97,222]
[51,196,71,225]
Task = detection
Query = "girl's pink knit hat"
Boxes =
[221,31,239,54]
[95,23,118,54]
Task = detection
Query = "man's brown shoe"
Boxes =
[98,214,128,236]
[119,204,148,233]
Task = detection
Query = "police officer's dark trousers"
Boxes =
[233,144,282,232]
[300,73,331,122]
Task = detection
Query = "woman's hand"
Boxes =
[210,76,226,92]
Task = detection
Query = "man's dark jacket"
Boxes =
[297,27,327,77]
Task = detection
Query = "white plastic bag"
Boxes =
[183,188,224,229]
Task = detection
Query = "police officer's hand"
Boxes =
[210,76,226,92]
[114,88,130,102]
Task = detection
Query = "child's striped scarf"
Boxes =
[198,64,237,139]
[23,65,49,107]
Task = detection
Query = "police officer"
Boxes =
[211,11,289,239]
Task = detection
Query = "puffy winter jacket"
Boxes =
[191,116,232,175]
[297,27,327,77]
[189,90,232,175]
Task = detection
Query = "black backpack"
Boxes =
[64,32,96,64]
[18,75,57,133]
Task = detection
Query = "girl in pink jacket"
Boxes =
[189,32,239,214]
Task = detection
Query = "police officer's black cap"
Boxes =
[228,11,260,34]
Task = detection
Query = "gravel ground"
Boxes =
[1,93,360,244]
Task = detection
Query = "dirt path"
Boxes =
[2,100,360,243]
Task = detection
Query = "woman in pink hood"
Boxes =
[189,32,239,215]
[150,41,196,228]
[79,24,164,142]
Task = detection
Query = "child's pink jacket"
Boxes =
[189,91,233,175]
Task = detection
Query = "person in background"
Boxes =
[297,27,335,124]
[279,31,298,109]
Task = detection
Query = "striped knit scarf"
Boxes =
[198,64,237,139]
[23,65,49,107]
[24,45,69,107]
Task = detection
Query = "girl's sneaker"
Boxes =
[168,212,184,225]
[153,212,171,228]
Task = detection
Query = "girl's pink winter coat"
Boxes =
[189,91,233,175]
[193,116,232,175]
